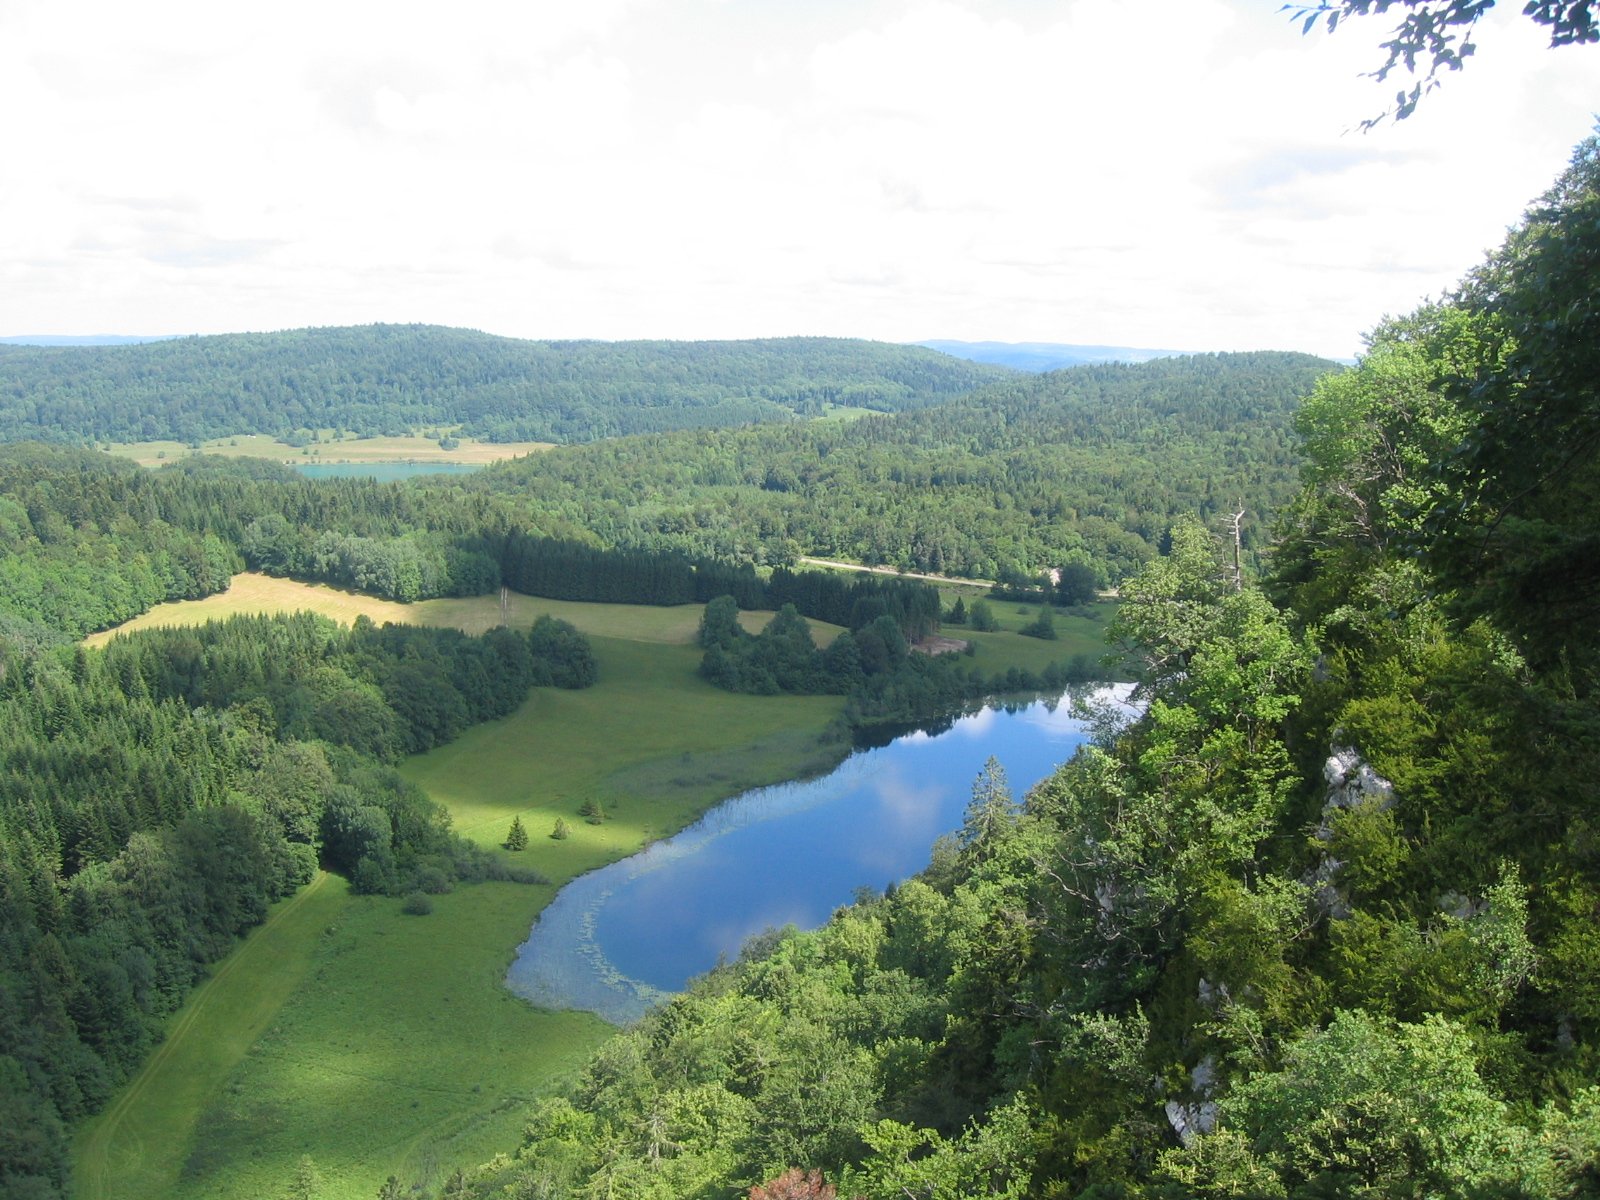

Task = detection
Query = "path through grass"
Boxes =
[74,872,343,1200]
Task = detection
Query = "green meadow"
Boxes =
[86,572,840,650]
[73,581,1109,1200]
[100,432,552,469]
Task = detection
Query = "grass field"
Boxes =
[959,602,1113,674]
[74,873,345,1200]
[86,572,844,650]
[71,575,1108,1199]
[101,432,551,469]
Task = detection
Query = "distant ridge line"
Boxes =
[916,339,1191,373]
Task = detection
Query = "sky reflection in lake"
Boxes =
[506,685,1134,1024]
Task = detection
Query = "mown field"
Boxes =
[100,432,551,468]
[84,572,843,650]
[73,578,1109,1199]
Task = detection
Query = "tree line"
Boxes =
[696,594,1097,729]
[0,443,969,644]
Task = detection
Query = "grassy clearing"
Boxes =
[87,572,845,651]
[82,574,419,647]
[73,872,346,1200]
[815,404,882,423]
[153,882,611,1200]
[959,604,1114,675]
[101,433,551,469]
[408,636,847,861]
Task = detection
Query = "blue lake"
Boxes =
[506,685,1134,1024]
[294,461,483,481]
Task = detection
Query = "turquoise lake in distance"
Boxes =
[506,685,1135,1024]
[293,461,483,481]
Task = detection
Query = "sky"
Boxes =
[1,0,1595,361]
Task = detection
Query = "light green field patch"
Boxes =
[406,635,848,861]
[73,872,347,1200]
[815,403,883,422]
[101,433,552,469]
[87,573,845,650]
[153,882,611,1200]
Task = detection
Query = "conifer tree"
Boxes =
[505,815,529,851]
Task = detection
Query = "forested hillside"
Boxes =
[435,137,1600,1200]
[0,326,1011,446]
[471,351,1334,583]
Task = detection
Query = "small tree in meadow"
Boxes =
[1019,606,1057,640]
[580,799,606,825]
[551,817,571,840]
[284,1156,323,1200]
[505,815,529,851]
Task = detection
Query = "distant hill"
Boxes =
[0,324,1014,446]
[918,339,1190,372]
[477,350,1341,583]
[0,334,181,347]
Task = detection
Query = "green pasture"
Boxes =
[73,873,345,1200]
[100,432,551,469]
[957,600,1114,675]
[88,572,843,651]
[126,881,610,1200]
[406,635,847,864]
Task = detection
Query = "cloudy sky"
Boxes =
[1,0,1594,360]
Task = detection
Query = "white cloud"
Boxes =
[0,0,1594,356]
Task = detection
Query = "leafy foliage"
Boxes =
[1287,0,1599,122]
[469,351,1335,583]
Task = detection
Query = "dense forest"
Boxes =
[468,351,1332,583]
[0,327,1011,445]
[0,344,1333,641]
[427,137,1600,1198]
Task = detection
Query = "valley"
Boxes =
[2,133,1597,1197]
[67,578,1100,1199]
